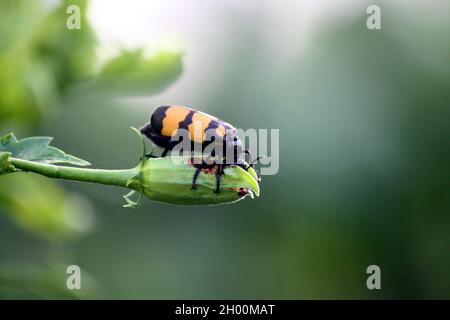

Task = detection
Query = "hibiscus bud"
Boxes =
[134,156,260,206]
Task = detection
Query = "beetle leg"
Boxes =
[161,148,169,157]
[191,166,202,190]
[214,164,224,193]
[214,172,221,193]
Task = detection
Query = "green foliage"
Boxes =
[0,0,184,298]
[97,50,183,95]
[0,0,184,239]
[32,0,97,91]
[0,0,183,126]
[0,133,95,239]
[0,133,90,166]
[0,0,96,124]
[0,173,94,238]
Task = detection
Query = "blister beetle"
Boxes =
[140,105,260,192]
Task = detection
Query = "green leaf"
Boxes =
[0,133,90,166]
[96,50,183,95]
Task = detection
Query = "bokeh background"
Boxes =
[0,0,449,299]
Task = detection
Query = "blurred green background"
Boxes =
[0,0,449,299]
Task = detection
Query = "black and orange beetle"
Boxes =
[140,105,260,193]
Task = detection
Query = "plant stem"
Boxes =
[10,157,141,189]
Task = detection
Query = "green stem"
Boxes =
[10,157,141,190]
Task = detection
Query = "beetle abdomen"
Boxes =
[142,105,234,149]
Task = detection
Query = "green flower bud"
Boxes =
[132,156,260,206]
